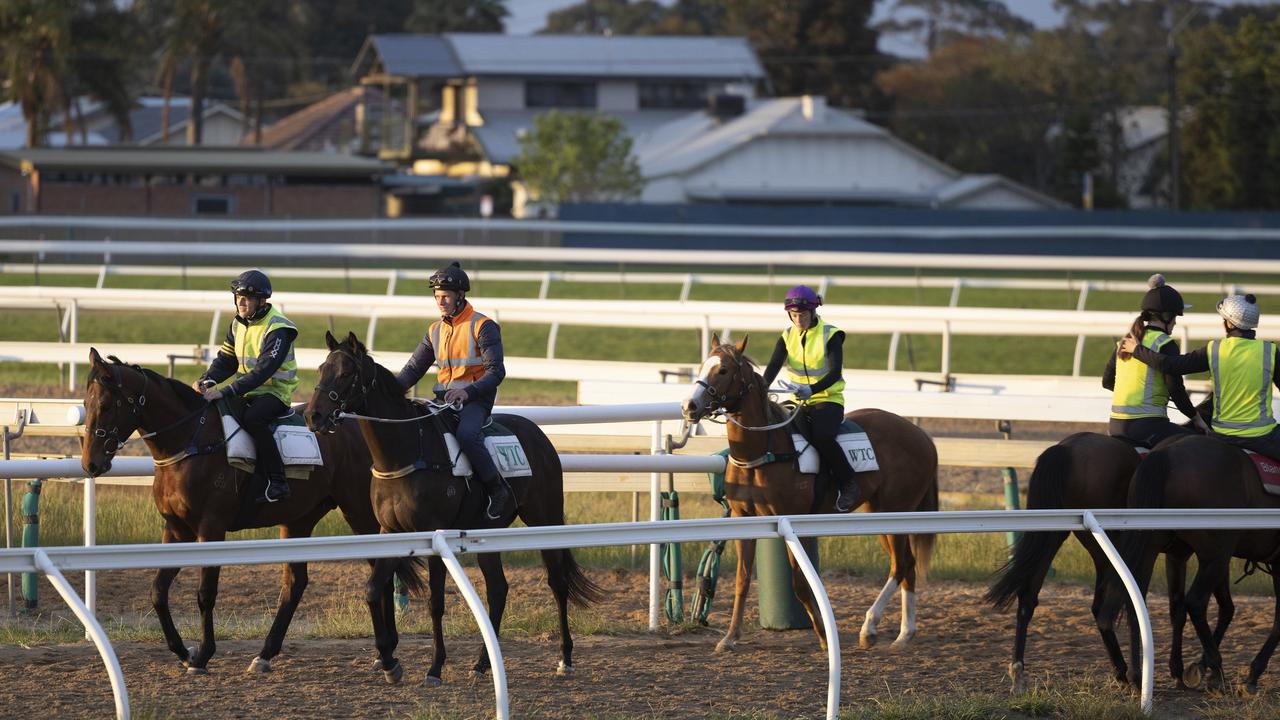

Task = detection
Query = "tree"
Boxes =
[541,0,668,35]
[1179,16,1280,209]
[513,110,644,204]
[406,0,507,34]
[0,0,73,147]
[877,0,1032,54]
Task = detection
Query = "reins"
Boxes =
[694,347,803,467]
[88,363,228,466]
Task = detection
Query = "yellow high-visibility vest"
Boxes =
[232,306,299,404]
[1110,328,1174,420]
[782,318,844,406]
[1209,336,1276,437]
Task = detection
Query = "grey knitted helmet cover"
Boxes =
[1217,294,1260,330]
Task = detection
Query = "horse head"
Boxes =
[81,348,148,477]
[306,331,377,434]
[682,334,754,423]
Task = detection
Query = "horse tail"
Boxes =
[394,557,429,597]
[551,549,607,608]
[984,443,1073,611]
[909,468,939,580]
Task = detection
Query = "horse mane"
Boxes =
[714,343,792,422]
[104,355,205,408]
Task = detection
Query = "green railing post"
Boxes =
[998,420,1021,550]
[21,479,40,610]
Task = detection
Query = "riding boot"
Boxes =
[259,473,291,504]
[481,473,514,520]
[835,472,861,513]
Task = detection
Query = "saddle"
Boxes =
[218,399,323,480]
[1245,451,1280,496]
[789,416,880,475]
[420,405,533,480]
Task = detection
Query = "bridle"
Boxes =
[693,348,801,433]
[86,363,211,459]
[314,347,378,429]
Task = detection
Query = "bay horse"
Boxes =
[80,348,387,674]
[680,336,938,652]
[1105,435,1280,694]
[985,431,1234,693]
[304,331,604,685]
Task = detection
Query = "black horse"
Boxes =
[304,331,604,684]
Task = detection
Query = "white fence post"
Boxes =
[431,531,509,720]
[85,475,97,633]
[1072,282,1092,377]
[648,420,662,632]
[68,300,79,391]
[777,517,840,720]
[1083,511,1153,715]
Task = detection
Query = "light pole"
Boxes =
[1167,5,1202,211]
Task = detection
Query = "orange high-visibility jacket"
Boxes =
[428,303,495,393]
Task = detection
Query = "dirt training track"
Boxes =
[1,563,1277,719]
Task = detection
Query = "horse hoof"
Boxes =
[1244,681,1259,696]
[186,665,208,676]
[422,674,443,687]
[469,668,488,680]
[383,660,404,685]
[859,633,877,650]
[181,645,199,668]
[246,656,271,674]
[891,632,915,649]
[556,661,573,677]
[1008,661,1025,695]
[1183,663,1202,689]
[714,639,734,653]
[369,658,385,673]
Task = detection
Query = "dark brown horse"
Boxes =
[985,432,1234,693]
[80,348,384,674]
[304,331,604,685]
[680,336,938,652]
[1105,435,1280,694]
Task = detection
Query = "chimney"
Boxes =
[801,95,825,122]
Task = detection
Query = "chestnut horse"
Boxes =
[985,431,1234,693]
[681,336,938,652]
[304,332,604,685]
[1105,435,1280,694]
[80,348,387,674]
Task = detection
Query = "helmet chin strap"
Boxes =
[441,296,467,321]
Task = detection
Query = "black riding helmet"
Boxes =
[1141,273,1185,316]
[231,269,272,299]
[429,261,470,292]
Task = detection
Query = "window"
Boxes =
[193,194,233,215]
[525,81,597,109]
[9,191,19,213]
[639,81,708,109]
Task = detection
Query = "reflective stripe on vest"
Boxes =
[1210,337,1276,437]
[232,306,299,403]
[429,303,492,394]
[1110,329,1173,419]
[782,318,844,406]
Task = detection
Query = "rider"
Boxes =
[194,269,298,504]
[396,261,514,521]
[1122,292,1280,459]
[761,285,861,513]
[1102,273,1204,445]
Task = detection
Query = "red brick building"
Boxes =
[0,147,391,218]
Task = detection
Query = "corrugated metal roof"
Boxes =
[367,35,463,78]
[0,147,391,176]
[446,33,764,79]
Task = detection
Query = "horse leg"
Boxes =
[1165,546,1191,689]
[1185,550,1233,693]
[152,525,193,668]
[185,563,222,673]
[1008,533,1068,694]
[471,553,508,678]
[366,557,404,684]
[540,548,575,676]
[860,534,902,650]
[1079,533,1130,685]
[892,535,919,648]
[424,556,447,686]
[715,538,756,653]
[1244,570,1280,695]
[249,520,321,673]
[785,536,828,651]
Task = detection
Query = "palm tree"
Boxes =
[0,0,73,147]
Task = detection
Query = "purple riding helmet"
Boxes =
[784,285,822,311]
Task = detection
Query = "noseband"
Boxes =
[695,349,755,415]
[87,364,149,458]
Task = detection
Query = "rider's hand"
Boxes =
[1119,335,1138,354]
[443,388,468,405]
[793,384,813,400]
[202,388,223,402]
[1192,415,1210,433]
[191,379,206,393]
